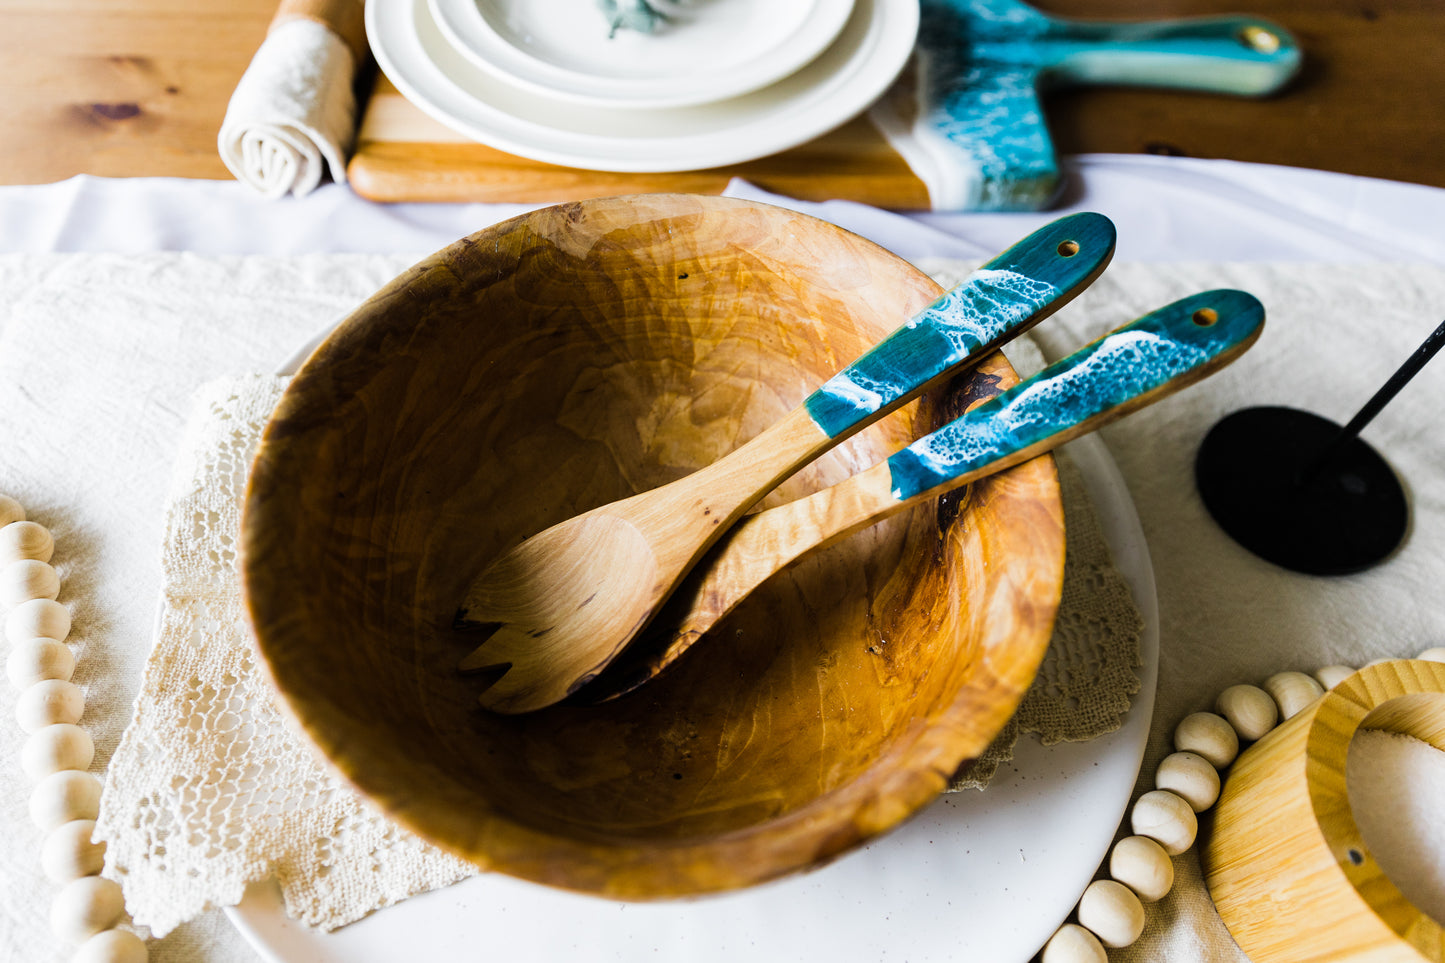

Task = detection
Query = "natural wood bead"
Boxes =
[1110,834,1174,902]
[1077,879,1146,948]
[6,597,71,643]
[0,558,60,607]
[17,678,85,732]
[0,519,55,564]
[1041,922,1108,963]
[73,929,149,963]
[50,876,125,943]
[1416,647,1445,664]
[8,637,76,688]
[22,724,95,780]
[1215,684,1278,741]
[1172,711,1238,767]
[42,819,107,882]
[1131,789,1198,856]
[1155,751,1220,812]
[1262,671,1325,721]
[0,494,24,528]
[30,770,103,831]
[1314,664,1355,690]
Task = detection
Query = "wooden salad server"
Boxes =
[457,212,1117,713]
[580,289,1266,703]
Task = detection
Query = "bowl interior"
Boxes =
[243,194,1064,898]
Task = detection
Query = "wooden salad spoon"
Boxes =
[457,212,1117,713]
[577,289,1267,704]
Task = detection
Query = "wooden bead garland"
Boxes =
[1040,648,1444,961]
[1,505,148,963]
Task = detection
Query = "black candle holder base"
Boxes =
[1195,406,1408,576]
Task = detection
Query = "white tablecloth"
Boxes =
[3,156,1445,963]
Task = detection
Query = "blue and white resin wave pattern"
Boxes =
[887,289,1265,501]
[806,269,1057,434]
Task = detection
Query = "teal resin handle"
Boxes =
[911,0,1302,212]
[888,289,1265,501]
[1036,16,1302,96]
[804,210,1116,438]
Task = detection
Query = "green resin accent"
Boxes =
[804,211,1115,439]
[598,0,668,37]
[887,289,1265,501]
[914,0,1302,211]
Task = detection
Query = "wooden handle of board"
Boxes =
[270,0,367,63]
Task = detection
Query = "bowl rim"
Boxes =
[241,193,1066,899]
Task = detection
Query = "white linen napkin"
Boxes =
[218,1,366,198]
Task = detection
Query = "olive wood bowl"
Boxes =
[242,194,1066,899]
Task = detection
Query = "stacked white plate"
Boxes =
[365,0,921,171]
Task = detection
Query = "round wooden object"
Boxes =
[1110,834,1174,902]
[41,818,106,882]
[6,597,70,643]
[22,724,95,780]
[0,558,60,607]
[50,876,125,942]
[242,194,1066,899]
[0,519,54,563]
[0,494,24,528]
[7,637,76,688]
[1263,670,1325,721]
[1155,750,1220,812]
[1205,659,1445,962]
[1216,683,1279,741]
[1173,711,1239,768]
[1042,922,1108,963]
[72,929,149,963]
[1316,664,1357,690]
[1131,789,1198,856]
[1077,878,1146,948]
[17,678,85,732]
[30,770,102,830]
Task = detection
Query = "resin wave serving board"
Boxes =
[349,0,1300,209]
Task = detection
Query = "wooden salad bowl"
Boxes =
[242,194,1066,899]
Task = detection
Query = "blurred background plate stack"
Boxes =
[366,0,920,172]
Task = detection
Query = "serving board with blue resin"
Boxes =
[350,1,1301,209]
[868,0,1302,210]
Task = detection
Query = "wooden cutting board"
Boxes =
[346,74,933,207]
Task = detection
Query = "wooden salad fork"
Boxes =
[579,289,1266,703]
[457,212,1117,713]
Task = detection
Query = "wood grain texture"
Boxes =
[3,1,1441,194]
[456,211,1110,713]
[1204,659,1445,962]
[242,194,1065,898]
[342,0,1445,206]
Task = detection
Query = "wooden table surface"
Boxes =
[1,0,1441,191]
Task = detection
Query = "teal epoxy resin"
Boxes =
[887,289,1265,501]
[897,0,1302,211]
[803,211,1115,439]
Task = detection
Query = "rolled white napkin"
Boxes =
[219,3,365,198]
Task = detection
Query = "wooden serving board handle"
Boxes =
[347,75,932,206]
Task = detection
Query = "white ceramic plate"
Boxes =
[228,329,1159,963]
[366,0,919,172]
[429,0,856,109]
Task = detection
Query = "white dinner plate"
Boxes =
[429,0,856,109]
[365,0,919,172]
[228,320,1159,963]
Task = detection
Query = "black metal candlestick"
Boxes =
[1195,317,1445,575]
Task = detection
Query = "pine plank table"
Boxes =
[1,1,1441,200]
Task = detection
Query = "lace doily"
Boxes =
[96,361,1141,934]
[94,376,473,938]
